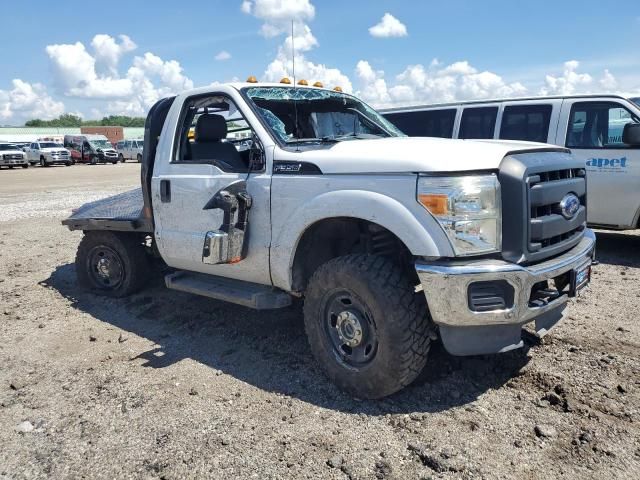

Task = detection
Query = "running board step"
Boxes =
[165,271,292,310]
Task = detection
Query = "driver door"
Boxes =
[152,93,272,285]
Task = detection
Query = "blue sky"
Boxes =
[0,0,638,125]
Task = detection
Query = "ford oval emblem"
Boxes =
[560,193,580,219]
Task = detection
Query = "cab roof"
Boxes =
[379,93,636,113]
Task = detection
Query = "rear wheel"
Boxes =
[304,254,432,399]
[76,231,151,297]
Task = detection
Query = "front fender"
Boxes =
[270,188,454,291]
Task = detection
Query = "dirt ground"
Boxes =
[0,163,638,479]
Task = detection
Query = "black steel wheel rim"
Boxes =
[87,245,124,290]
[323,290,378,368]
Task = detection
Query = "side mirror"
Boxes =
[622,123,640,146]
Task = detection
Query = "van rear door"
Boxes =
[557,97,640,229]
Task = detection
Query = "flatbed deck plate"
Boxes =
[62,188,152,232]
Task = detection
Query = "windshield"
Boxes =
[39,142,62,148]
[89,140,113,149]
[243,86,404,145]
[631,97,640,107]
[0,144,19,151]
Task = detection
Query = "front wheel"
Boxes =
[137,154,142,163]
[75,231,151,297]
[22,164,28,169]
[304,254,432,399]
[119,154,125,163]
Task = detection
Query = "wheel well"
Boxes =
[291,217,416,292]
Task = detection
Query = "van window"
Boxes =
[566,102,640,149]
[499,104,552,143]
[383,109,456,138]
[459,107,498,139]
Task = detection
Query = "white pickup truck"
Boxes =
[63,82,595,398]
[26,141,73,167]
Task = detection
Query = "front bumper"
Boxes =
[45,154,71,164]
[0,157,28,166]
[415,229,595,355]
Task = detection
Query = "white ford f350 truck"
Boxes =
[63,82,595,398]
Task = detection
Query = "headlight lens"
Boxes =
[417,174,501,256]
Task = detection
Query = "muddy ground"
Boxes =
[0,163,638,479]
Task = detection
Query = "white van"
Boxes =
[381,95,640,230]
[115,139,144,162]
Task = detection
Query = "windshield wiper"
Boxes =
[329,133,386,141]
[284,137,340,144]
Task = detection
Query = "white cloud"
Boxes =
[355,61,390,104]
[540,60,593,95]
[242,0,351,91]
[215,50,232,61]
[45,34,193,116]
[599,69,617,90]
[0,79,65,124]
[369,13,407,38]
[241,0,315,37]
[91,34,137,76]
[355,60,527,108]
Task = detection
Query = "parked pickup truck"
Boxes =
[26,141,72,167]
[0,143,29,169]
[63,82,596,398]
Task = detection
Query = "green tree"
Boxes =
[23,114,146,128]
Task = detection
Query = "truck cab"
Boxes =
[63,82,595,399]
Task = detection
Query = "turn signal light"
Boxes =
[246,75,258,83]
[418,194,449,215]
[280,77,291,84]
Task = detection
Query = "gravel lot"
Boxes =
[0,163,639,479]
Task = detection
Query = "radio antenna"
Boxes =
[292,19,300,151]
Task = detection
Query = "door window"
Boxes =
[499,104,552,143]
[174,94,254,172]
[383,109,456,138]
[459,107,498,139]
[566,101,640,149]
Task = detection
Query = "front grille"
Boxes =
[527,168,586,257]
[500,151,587,264]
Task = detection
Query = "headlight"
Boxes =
[417,174,501,256]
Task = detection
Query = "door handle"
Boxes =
[160,179,171,202]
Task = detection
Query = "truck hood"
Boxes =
[41,147,68,153]
[274,137,565,174]
[1,149,24,156]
